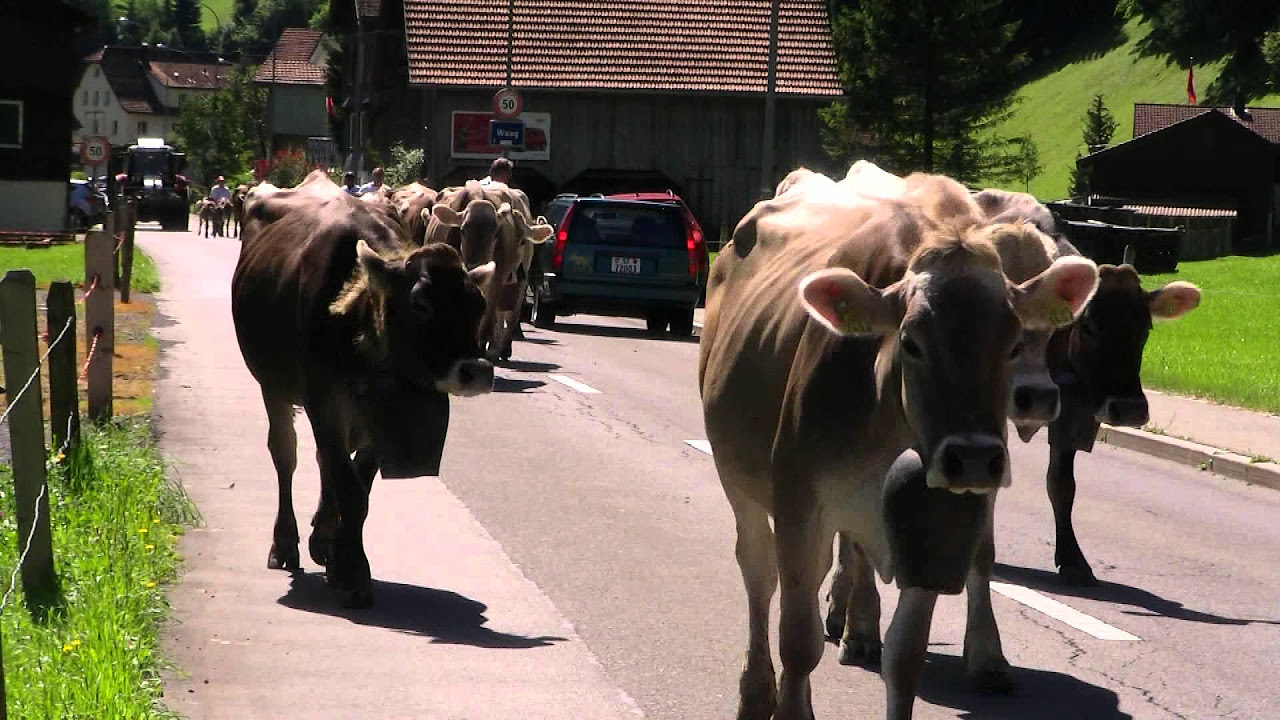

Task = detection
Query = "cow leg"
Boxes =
[308,462,338,568]
[883,587,939,720]
[775,497,831,720]
[836,540,882,667]
[353,447,379,494]
[963,517,1012,694]
[1047,443,1096,585]
[726,488,778,720]
[309,414,373,608]
[264,393,300,571]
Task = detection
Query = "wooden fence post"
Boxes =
[120,199,137,304]
[46,281,80,459]
[0,270,59,615]
[84,230,115,421]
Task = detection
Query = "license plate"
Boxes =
[611,257,641,274]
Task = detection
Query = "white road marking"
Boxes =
[685,439,713,455]
[990,581,1141,641]
[548,374,602,395]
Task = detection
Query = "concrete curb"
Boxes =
[1096,425,1280,492]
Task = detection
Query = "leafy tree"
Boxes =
[1010,137,1043,192]
[1133,0,1280,106]
[385,142,425,187]
[233,0,256,23]
[172,66,264,186]
[168,0,206,49]
[1069,94,1118,196]
[820,0,1028,185]
[228,0,321,53]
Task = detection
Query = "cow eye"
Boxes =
[900,336,923,359]
[1010,341,1025,359]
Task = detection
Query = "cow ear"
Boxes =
[468,260,496,286]
[527,222,554,244]
[356,239,395,290]
[1149,281,1200,321]
[1011,255,1099,330]
[798,267,902,336]
[497,202,513,217]
[431,204,463,227]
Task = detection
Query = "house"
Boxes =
[335,0,842,240]
[73,45,232,150]
[255,28,334,162]
[0,0,93,235]
[1077,103,1280,254]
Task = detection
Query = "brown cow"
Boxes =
[391,181,439,245]
[699,169,1098,720]
[231,170,495,607]
[972,188,1201,584]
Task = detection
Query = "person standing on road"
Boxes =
[208,176,232,203]
[482,157,514,186]
[342,172,360,194]
[359,167,385,196]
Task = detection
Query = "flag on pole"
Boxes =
[1187,62,1197,105]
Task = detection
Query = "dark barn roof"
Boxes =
[403,0,841,96]
[1134,102,1280,144]
[87,46,232,114]
[254,28,328,86]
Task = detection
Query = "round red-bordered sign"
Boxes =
[493,88,522,119]
[81,135,110,166]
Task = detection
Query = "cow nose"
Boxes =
[1100,396,1148,427]
[1011,382,1060,424]
[930,434,1007,493]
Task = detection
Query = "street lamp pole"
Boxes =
[759,0,780,199]
[199,2,224,54]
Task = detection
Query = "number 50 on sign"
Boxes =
[493,88,522,119]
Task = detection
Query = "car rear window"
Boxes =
[568,202,686,249]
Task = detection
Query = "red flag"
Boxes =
[1187,63,1197,105]
[325,96,334,116]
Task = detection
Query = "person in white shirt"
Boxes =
[208,176,232,203]
[481,157,513,186]
[358,167,385,196]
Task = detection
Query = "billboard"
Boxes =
[451,111,550,161]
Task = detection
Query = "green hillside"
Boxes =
[201,0,233,32]
[990,15,1280,201]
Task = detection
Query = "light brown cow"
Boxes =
[699,169,1099,720]
[391,181,439,245]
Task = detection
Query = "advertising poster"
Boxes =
[451,111,551,161]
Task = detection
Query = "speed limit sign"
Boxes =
[81,135,110,166]
[493,88,522,119]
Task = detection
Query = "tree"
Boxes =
[384,142,425,187]
[1068,94,1117,196]
[820,0,1029,185]
[1133,0,1280,107]
[172,66,264,186]
[1011,137,1042,192]
[168,0,206,49]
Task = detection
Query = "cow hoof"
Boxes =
[824,607,846,641]
[968,661,1014,695]
[1058,564,1098,586]
[308,534,331,566]
[837,636,882,667]
[267,543,300,571]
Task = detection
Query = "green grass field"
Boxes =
[988,15,1280,201]
[200,0,234,32]
[1139,255,1280,414]
[0,418,196,718]
[0,243,159,294]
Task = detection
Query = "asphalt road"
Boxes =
[140,226,1280,719]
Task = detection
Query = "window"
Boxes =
[112,120,118,135]
[105,91,111,105]
[0,100,22,148]
[82,90,88,106]
[178,94,186,106]
[93,90,99,106]
[92,117,99,134]
[94,66,100,78]
[138,120,148,135]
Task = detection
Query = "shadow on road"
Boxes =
[994,563,1280,627]
[549,323,699,344]
[279,571,567,649]
[914,652,1131,719]
[498,359,560,373]
[516,336,560,347]
[493,377,546,393]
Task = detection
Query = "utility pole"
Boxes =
[503,0,514,160]
[759,0,780,199]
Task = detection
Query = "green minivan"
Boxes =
[528,191,709,336]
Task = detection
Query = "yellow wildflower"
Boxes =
[62,643,74,653]
[138,527,149,534]
[71,639,81,647]
[144,581,156,588]
[145,544,155,551]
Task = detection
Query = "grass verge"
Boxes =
[1141,255,1280,414]
[0,418,197,718]
[0,243,159,294]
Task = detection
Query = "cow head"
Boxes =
[799,226,1098,493]
[1065,263,1200,427]
[431,199,501,271]
[338,239,496,397]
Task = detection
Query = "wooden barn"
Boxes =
[1078,103,1280,254]
[338,0,842,240]
[0,0,93,236]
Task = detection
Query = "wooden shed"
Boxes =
[347,0,842,241]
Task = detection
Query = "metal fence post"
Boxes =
[46,281,80,460]
[0,270,60,615]
[84,230,115,421]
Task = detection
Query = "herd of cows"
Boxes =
[218,163,1201,719]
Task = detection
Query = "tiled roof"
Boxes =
[1134,103,1280,144]
[95,46,165,115]
[254,28,328,85]
[403,0,841,96]
[1120,204,1238,219]
[150,61,233,89]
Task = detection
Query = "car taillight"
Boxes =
[552,205,576,271]
[686,224,703,277]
